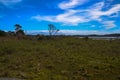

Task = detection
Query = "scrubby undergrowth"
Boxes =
[0,37,120,80]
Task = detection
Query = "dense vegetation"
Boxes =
[0,37,120,80]
[0,30,6,36]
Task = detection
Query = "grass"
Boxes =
[0,37,120,80]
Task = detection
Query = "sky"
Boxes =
[0,0,120,35]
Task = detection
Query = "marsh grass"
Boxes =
[0,37,120,80]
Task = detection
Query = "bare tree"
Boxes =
[48,24,59,37]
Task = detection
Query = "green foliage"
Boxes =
[16,30,25,35]
[14,24,22,29]
[37,35,47,40]
[14,24,25,38]
[0,37,120,80]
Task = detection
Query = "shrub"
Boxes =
[0,30,6,36]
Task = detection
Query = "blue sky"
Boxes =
[0,0,120,35]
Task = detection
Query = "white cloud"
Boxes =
[59,30,120,35]
[32,10,89,25]
[102,21,116,29]
[86,3,120,21]
[105,4,120,15]
[31,0,120,29]
[26,30,98,35]
[59,0,88,9]
[31,15,55,22]
[93,4,120,16]
[59,30,98,35]
[89,2,104,11]
[26,30,120,35]
[26,30,49,35]
[0,0,22,6]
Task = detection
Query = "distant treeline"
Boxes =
[0,30,7,36]
[0,29,120,37]
[70,34,120,37]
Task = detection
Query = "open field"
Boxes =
[0,37,120,80]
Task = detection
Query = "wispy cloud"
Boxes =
[59,0,88,10]
[102,21,116,29]
[105,0,114,8]
[31,10,88,25]
[0,0,22,6]
[31,0,120,29]
[91,4,120,17]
